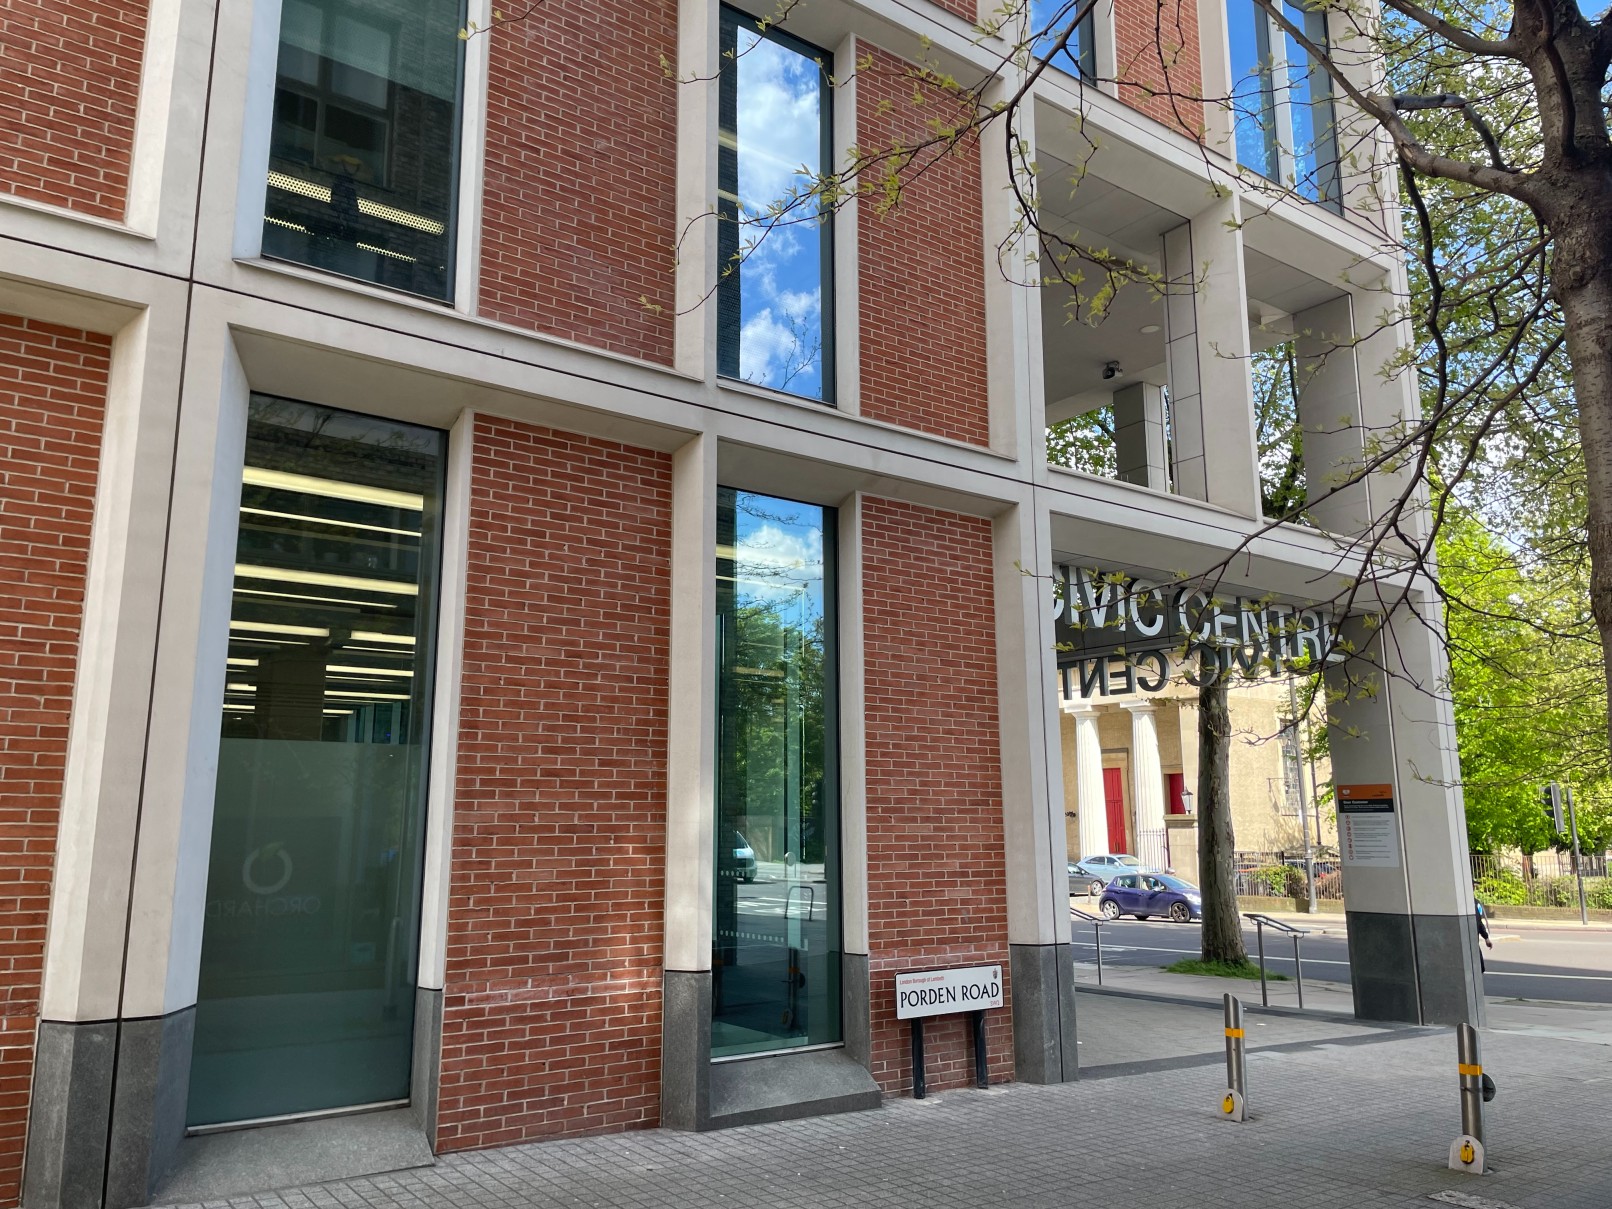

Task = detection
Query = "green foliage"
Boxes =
[1438,511,1612,854]
[1474,869,1527,905]
[1046,408,1115,477]
[1163,958,1287,981]
[1249,865,1300,897]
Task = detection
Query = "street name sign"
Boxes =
[894,965,1003,1020]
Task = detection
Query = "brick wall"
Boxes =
[0,316,109,1207]
[1112,0,1204,136]
[861,496,1010,1095]
[0,0,146,219]
[856,46,991,447]
[479,2,678,364]
[437,415,671,1151]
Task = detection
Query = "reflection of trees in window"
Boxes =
[1253,341,1308,521]
[713,488,839,1057]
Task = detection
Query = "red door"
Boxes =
[1103,767,1127,853]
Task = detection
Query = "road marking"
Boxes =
[1486,970,1612,981]
[1070,940,1352,966]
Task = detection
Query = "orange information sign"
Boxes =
[1337,784,1399,866]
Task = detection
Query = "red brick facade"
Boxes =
[0,316,109,1207]
[856,46,992,448]
[478,4,678,364]
[0,0,146,219]
[861,496,1010,1094]
[436,415,672,1151]
[1112,0,1204,136]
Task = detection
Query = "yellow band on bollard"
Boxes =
[1458,1063,1482,1076]
[1225,1028,1244,1038]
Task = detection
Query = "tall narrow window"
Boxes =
[713,489,840,1058]
[263,0,464,300]
[1031,0,1098,79]
[1227,0,1340,211]
[188,397,444,1127]
[717,9,834,403]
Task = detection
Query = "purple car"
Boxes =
[1099,873,1203,923]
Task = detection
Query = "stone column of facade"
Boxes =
[1169,194,1262,518]
[993,499,1078,1084]
[1122,702,1168,870]
[1111,382,1169,490]
[1296,269,1482,1026]
[1067,704,1108,860]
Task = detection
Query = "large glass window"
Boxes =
[263,0,464,300]
[713,489,840,1058]
[1031,0,1098,79]
[717,9,834,403]
[1228,0,1340,211]
[188,396,444,1127]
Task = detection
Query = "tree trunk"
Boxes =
[1555,237,1612,761]
[1197,659,1247,964]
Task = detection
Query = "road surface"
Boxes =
[1069,915,1612,1004]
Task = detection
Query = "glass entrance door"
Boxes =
[187,396,445,1127]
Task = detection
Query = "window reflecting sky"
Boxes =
[723,17,830,399]
[1029,0,1096,78]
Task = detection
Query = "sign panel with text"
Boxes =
[894,965,1003,1020]
[1338,783,1401,868]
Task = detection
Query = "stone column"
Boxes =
[1111,382,1169,490]
[1068,704,1108,859]
[993,502,1077,1084]
[1123,702,1168,869]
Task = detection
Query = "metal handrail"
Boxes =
[1070,905,1107,985]
[1242,912,1311,1008]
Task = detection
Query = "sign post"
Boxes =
[894,965,1003,1099]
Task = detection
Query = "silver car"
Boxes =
[1068,853,1147,896]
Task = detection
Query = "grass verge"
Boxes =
[1163,958,1288,981]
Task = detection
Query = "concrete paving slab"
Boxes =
[150,1010,1612,1209]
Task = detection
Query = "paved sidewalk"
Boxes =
[156,993,1612,1209]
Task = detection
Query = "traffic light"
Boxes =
[1543,782,1565,832]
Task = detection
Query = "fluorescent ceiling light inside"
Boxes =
[325,689,411,701]
[268,171,332,203]
[234,586,399,611]
[232,620,329,637]
[227,657,260,667]
[242,466,423,511]
[328,664,415,678]
[352,630,415,646]
[226,682,256,692]
[241,505,420,539]
[235,564,418,597]
[356,242,417,263]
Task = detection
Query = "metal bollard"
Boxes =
[1448,1023,1485,1173]
[1252,919,1269,1007]
[1291,932,1304,1010]
[1219,993,1247,1122]
[1093,920,1104,986]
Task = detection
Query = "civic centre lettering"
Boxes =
[1055,565,1347,699]
[894,964,1004,1020]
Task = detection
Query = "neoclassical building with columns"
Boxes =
[0,0,1479,1204]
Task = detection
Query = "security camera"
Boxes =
[1102,361,1122,380]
